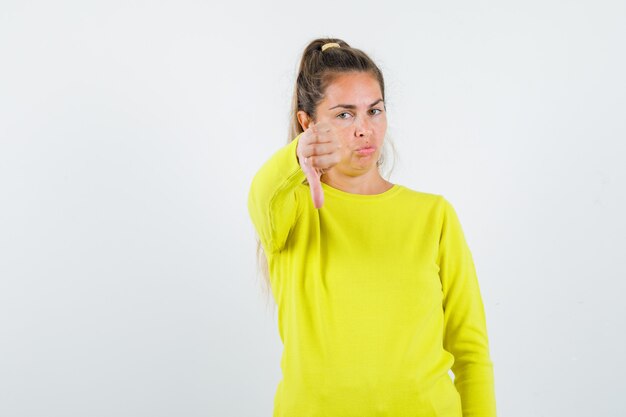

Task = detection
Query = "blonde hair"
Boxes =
[254,37,398,312]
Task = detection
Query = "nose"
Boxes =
[354,114,373,139]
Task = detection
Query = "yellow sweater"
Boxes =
[247,133,497,417]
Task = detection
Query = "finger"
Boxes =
[302,142,338,158]
[304,162,324,209]
[313,129,334,143]
[313,126,336,143]
[309,170,324,209]
[307,120,335,143]
[312,120,332,133]
[305,121,325,144]
[300,151,324,209]
[306,153,340,170]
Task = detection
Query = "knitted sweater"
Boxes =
[247,133,497,417]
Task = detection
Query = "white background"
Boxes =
[1,1,625,416]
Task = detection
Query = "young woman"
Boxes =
[247,38,497,417]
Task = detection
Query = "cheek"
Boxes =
[374,120,387,142]
[374,117,387,130]
[337,139,355,162]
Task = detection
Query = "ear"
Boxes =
[297,110,312,131]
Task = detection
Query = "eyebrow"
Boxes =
[328,98,384,110]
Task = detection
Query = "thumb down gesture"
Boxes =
[296,121,342,209]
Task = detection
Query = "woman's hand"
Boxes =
[296,121,342,209]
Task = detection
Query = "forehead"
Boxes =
[322,72,382,105]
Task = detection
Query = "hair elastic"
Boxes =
[321,42,340,51]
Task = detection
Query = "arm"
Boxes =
[247,133,306,254]
[437,197,497,417]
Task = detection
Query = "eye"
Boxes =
[370,108,383,115]
[336,112,352,119]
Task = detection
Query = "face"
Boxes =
[302,71,387,176]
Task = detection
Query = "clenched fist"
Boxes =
[296,121,342,209]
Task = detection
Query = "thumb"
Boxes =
[301,155,324,210]
[301,120,323,208]
[303,158,324,208]
[308,167,324,209]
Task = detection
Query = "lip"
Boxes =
[356,146,376,156]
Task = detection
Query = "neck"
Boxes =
[321,168,392,195]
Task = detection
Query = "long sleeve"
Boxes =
[437,197,497,417]
[247,133,306,255]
